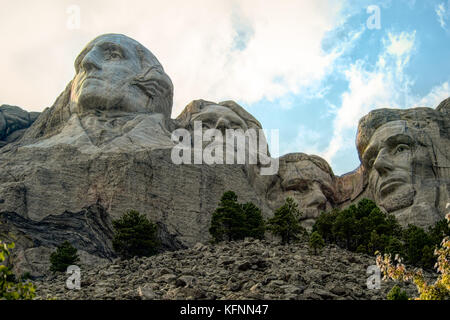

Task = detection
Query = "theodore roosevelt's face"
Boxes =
[70,34,145,114]
[362,121,418,212]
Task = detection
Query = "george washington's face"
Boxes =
[70,34,148,115]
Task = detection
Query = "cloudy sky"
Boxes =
[1,0,449,175]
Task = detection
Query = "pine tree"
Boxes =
[309,231,325,255]
[267,197,304,244]
[242,202,265,240]
[49,241,80,272]
[209,191,246,242]
[112,210,160,259]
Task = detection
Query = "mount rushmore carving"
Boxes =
[0,34,448,276]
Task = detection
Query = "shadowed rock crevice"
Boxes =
[0,204,116,259]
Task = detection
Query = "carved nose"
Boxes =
[215,117,230,131]
[306,184,327,209]
[80,50,102,72]
[373,149,393,176]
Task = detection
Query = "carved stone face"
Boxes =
[271,155,335,228]
[362,120,421,212]
[70,34,150,115]
[190,104,249,133]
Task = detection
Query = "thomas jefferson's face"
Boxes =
[362,121,418,212]
[71,35,146,114]
[278,158,334,222]
[190,105,248,133]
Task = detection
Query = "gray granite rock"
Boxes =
[0,104,39,147]
[32,240,435,300]
[355,105,450,228]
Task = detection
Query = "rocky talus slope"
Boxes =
[33,239,435,300]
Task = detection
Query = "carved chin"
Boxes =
[376,184,415,212]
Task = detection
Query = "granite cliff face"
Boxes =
[0,33,448,276]
[0,34,271,276]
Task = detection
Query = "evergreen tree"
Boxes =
[267,197,304,244]
[332,207,356,250]
[312,208,338,243]
[209,191,246,242]
[242,202,265,240]
[49,241,80,272]
[402,225,432,266]
[112,210,160,259]
[309,231,325,255]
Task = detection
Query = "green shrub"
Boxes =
[50,241,80,272]
[266,197,305,244]
[309,231,325,255]
[387,285,409,300]
[209,191,265,243]
[0,241,35,300]
[112,210,160,259]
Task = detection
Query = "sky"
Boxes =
[1,0,449,175]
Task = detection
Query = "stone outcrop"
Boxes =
[33,239,435,300]
[355,106,450,228]
[0,34,270,275]
[266,153,337,230]
[0,105,39,147]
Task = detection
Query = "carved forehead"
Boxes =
[363,120,415,154]
[279,156,333,182]
[192,104,243,121]
[74,34,160,72]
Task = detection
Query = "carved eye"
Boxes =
[297,183,309,193]
[105,47,122,60]
[368,158,375,167]
[394,144,410,154]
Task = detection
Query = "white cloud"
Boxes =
[0,0,346,116]
[436,2,448,29]
[281,125,323,157]
[413,82,450,108]
[322,30,417,167]
[321,29,450,172]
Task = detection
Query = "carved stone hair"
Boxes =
[176,99,262,130]
[280,152,334,177]
[356,105,450,180]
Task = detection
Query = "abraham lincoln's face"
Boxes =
[70,34,149,115]
[361,120,432,212]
